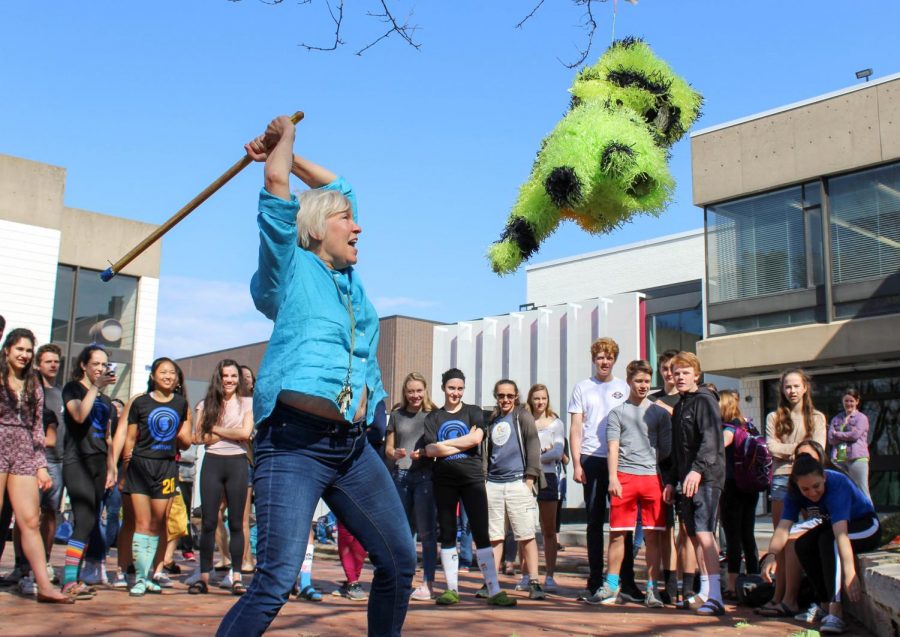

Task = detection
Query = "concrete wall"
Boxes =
[697,313,900,378]
[131,277,159,396]
[60,207,161,278]
[526,229,704,307]
[0,154,66,230]
[692,74,900,206]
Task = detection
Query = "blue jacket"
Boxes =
[250,179,386,425]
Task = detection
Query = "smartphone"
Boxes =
[105,362,118,375]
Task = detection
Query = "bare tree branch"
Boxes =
[515,0,546,30]
[562,0,602,69]
[356,0,421,55]
[300,0,344,51]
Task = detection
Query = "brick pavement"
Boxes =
[0,542,873,636]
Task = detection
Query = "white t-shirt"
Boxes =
[567,376,629,458]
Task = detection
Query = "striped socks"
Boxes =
[299,544,315,590]
[64,540,86,585]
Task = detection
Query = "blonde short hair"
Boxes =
[296,189,353,250]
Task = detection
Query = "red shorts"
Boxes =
[609,472,666,531]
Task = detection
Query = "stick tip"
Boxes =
[100,268,115,282]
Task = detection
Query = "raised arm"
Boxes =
[291,154,338,189]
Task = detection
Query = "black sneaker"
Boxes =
[618,587,646,604]
[528,580,546,600]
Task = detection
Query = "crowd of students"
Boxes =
[0,325,883,632]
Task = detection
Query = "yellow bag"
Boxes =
[167,491,189,539]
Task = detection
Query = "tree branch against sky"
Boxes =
[227,0,618,65]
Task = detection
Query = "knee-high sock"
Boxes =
[476,547,501,596]
[133,533,159,582]
[440,548,459,592]
[64,539,86,585]
[299,544,315,589]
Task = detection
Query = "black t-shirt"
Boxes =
[62,381,112,462]
[423,404,485,486]
[650,390,680,409]
[130,393,188,460]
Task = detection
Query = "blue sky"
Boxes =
[2,1,898,358]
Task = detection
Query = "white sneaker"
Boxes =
[514,575,531,591]
[153,572,174,588]
[184,568,202,586]
[18,575,37,595]
[218,571,234,589]
[543,576,558,592]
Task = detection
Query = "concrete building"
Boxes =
[0,153,160,400]
[693,72,900,510]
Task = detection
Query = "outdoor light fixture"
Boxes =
[855,68,873,82]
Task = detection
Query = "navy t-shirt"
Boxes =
[488,411,525,482]
[423,404,485,486]
[130,393,188,460]
[62,381,112,462]
[782,469,874,524]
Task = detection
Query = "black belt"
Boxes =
[274,400,365,436]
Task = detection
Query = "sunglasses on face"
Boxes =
[496,393,517,400]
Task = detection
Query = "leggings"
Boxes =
[435,480,490,549]
[794,513,881,603]
[337,521,368,582]
[720,479,760,575]
[63,455,108,544]
[199,453,248,574]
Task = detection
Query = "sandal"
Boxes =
[232,580,247,596]
[62,582,95,600]
[298,585,323,602]
[676,596,706,611]
[188,580,209,595]
[755,601,799,617]
[696,598,725,616]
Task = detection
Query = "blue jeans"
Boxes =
[457,503,473,567]
[392,468,438,583]
[217,406,415,637]
[85,483,122,561]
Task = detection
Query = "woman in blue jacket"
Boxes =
[216,116,414,637]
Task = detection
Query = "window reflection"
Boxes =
[51,265,138,401]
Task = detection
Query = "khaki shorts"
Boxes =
[486,479,537,541]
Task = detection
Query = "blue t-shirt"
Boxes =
[782,469,874,524]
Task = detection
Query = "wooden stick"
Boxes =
[101,111,305,281]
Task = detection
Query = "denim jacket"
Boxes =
[250,179,386,426]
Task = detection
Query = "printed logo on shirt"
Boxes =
[90,401,110,439]
[147,406,180,449]
[612,392,624,399]
[437,419,469,461]
[491,421,512,446]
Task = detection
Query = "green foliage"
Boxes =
[488,37,702,275]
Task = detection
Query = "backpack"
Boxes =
[732,419,774,493]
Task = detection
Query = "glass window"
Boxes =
[707,182,822,304]
[646,306,702,385]
[51,265,138,402]
[830,162,900,284]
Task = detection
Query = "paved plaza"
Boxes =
[0,540,873,636]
